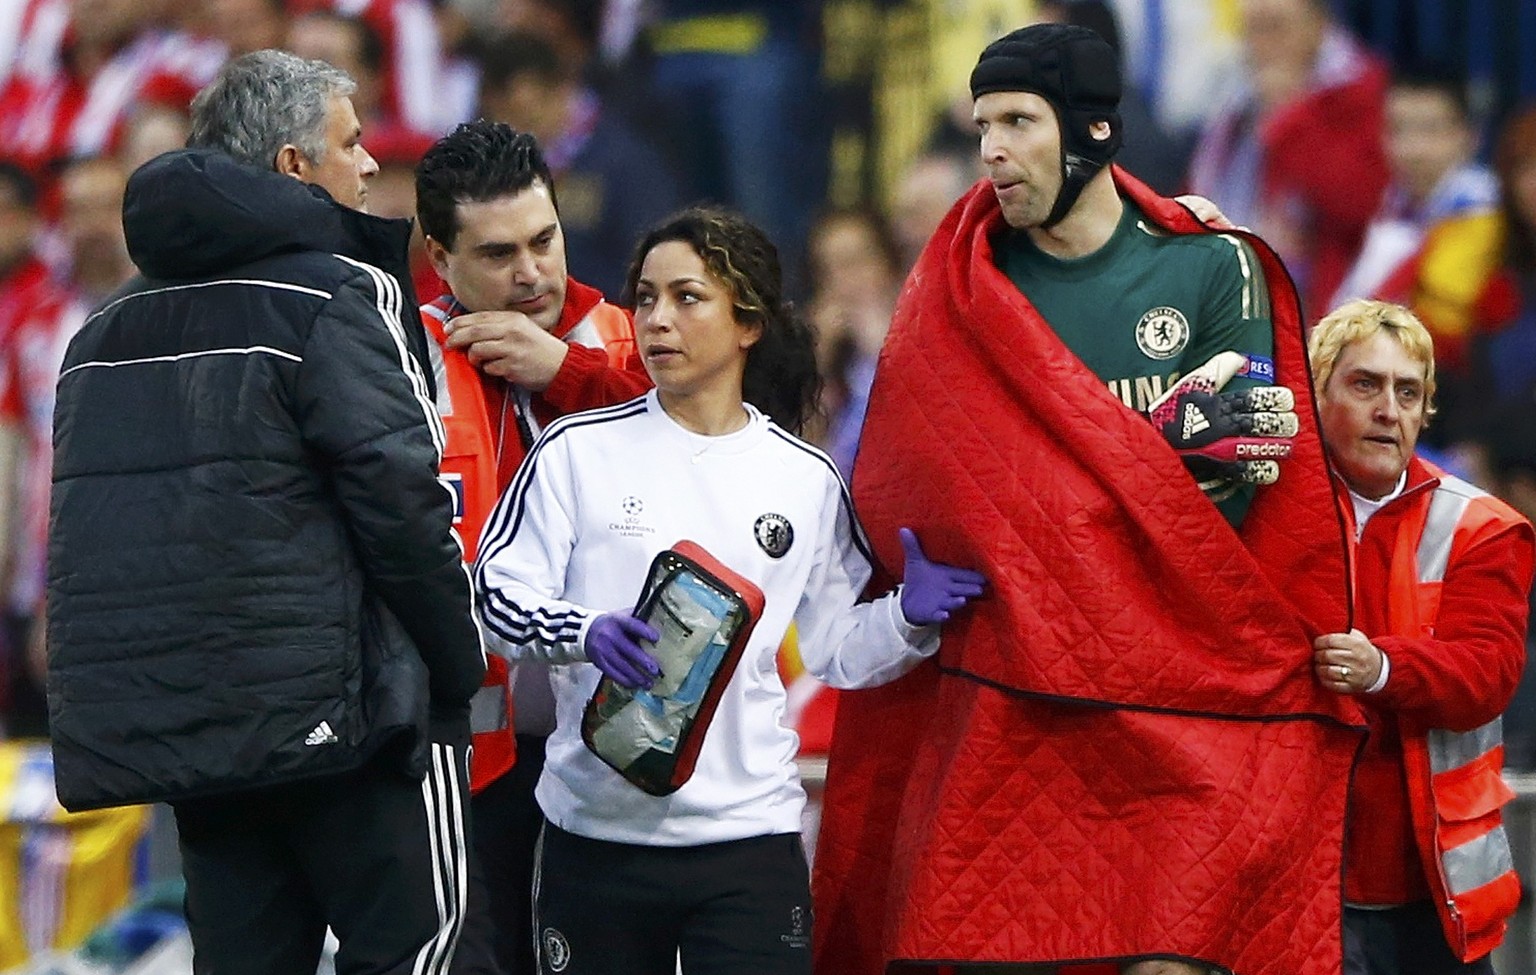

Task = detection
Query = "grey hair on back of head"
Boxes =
[188,50,356,170]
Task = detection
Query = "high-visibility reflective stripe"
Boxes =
[1416,476,1516,917]
[1418,487,1471,583]
[1419,478,1503,777]
[1428,719,1503,776]
[469,683,508,734]
[1444,828,1516,896]
[1392,470,1525,955]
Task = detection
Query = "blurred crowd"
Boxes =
[4,0,1536,956]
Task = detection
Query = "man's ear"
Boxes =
[274,144,307,181]
[424,236,451,279]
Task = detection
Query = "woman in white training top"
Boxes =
[473,207,984,975]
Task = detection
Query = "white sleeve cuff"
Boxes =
[1364,651,1390,694]
[888,586,940,652]
[572,610,599,662]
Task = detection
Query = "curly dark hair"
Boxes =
[415,119,556,250]
[622,207,821,435]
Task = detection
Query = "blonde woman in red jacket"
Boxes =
[1310,298,1535,975]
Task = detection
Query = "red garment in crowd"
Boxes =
[0,266,83,615]
[0,257,57,437]
[0,256,57,337]
[1,0,68,86]
[288,0,457,134]
[1341,456,1531,958]
[1189,27,1390,319]
[1257,57,1390,317]
[0,29,222,177]
[813,171,1365,975]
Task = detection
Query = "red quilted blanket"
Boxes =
[813,171,1367,975]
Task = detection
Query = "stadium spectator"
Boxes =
[289,0,467,133]
[54,155,133,304]
[1188,0,1389,318]
[1478,105,1536,412]
[0,0,222,175]
[1034,0,1190,194]
[1331,69,1501,448]
[475,29,683,301]
[116,103,192,171]
[490,0,602,81]
[0,161,66,738]
[203,0,288,57]
[641,0,827,292]
[286,9,388,129]
[1107,0,1245,142]
[888,147,976,271]
[803,205,901,477]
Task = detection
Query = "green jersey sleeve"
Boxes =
[1185,234,1275,529]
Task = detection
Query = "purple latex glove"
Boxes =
[584,612,661,689]
[898,527,986,626]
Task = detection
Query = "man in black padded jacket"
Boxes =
[46,50,484,975]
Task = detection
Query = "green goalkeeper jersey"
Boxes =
[995,198,1275,527]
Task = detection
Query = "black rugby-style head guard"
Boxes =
[969,23,1123,228]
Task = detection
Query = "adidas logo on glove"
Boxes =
[1181,402,1211,439]
[304,721,338,746]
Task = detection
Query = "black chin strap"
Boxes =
[1040,105,1122,229]
[1041,150,1107,229]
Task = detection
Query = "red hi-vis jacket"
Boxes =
[423,298,511,792]
[421,282,650,793]
[1344,456,1534,960]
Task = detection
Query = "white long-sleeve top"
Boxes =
[474,392,936,846]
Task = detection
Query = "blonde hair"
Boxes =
[1308,298,1438,417]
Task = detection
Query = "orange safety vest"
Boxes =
[1387,461,1524,961]
[423,302,515,794]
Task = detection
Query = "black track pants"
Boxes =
[174,742,471,975]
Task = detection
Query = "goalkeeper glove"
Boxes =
[1147,351,1297,488]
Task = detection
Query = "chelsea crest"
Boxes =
[1135,305,1190,360]
[754,513,793,559]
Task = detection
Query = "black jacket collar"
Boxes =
[123,148,413,284]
